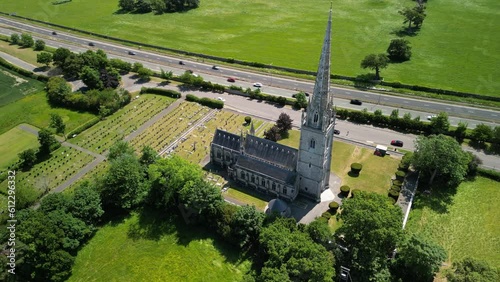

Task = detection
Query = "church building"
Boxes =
[210,9,336,202]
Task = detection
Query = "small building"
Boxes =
[375,144,387,157]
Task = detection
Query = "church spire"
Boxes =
[249,122,255,135]
[304,7,334,131]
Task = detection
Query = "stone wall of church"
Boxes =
[234,167,297,201]
[210,145,239,167]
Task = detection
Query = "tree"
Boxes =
[336,191,403,281]
[276,112,293,133]
[245,116,252,124]
[150,0,166,14]
[108,140,136,160]
[62,53,84,79]
[412,134,471,186]
[52,47,72,67]
[50,113,66,135]
[399,6,426,29]
[118,0,135,11]
[387,38,412,62]
[46,76,72,105]
[140,145,159,166]
[179,179,224,218]
[231,205,265,248]
[131,62,143,72]
[80,49,108,70]
[430,112,450,135]
[80,66,104,90]
[471,123,493,143]
[34,39,46,51]
[264,125,282,142]
[10,33,20,44]
[360,53,389,80]
[37,51,53,67]
[38,128,59,154]
[391,233,446,282]
[294,92,308,109]
[447,257,499,282]
[100,67,121,89]
[110,58,132,73]
[492,126,500,145]
[135,0,152,13]
[20,33,34,48]
[69,181,104,226]
[40,193,70,214]
[137,67,154,81]
[18,148,37,170]
[454,122,468,143]
[306,218,332,246]
[160,68,173,79]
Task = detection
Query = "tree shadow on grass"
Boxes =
[411,179,458,214]
[390,27,420,37]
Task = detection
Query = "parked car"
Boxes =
[391,140,404,147]
[88,42,95,46]
[212,65,219,70]
[179,61,185,65]
[128,51,136,55]
[253,82,263,87]
[227,77,236,82]
[52,31,57,35]
[350,99,362,105]
[334,129,340,135]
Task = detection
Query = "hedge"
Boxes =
[140,87,181,98]
[186,94,224,109]
[350,163,362,174]
[351,189,361,198]
[388,189,400,200]
[66,117,100,139]
[321,211,332,220]
[340,185,350,197]
[477,168,500,182]
[392,180,403,187]
[390,185,401,192]
[329,201,339,213]
[395,170,406,180]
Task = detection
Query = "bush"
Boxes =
[186,94,224,109]
[340,185,350,197]
[328,201,339,213]
[350,189,361,198]
[140,87,181,98]
[350,163,363,174]
[321,211,332,220]
[393,179,403,187]
[390,185,401,192]
[388,189,400,200]
[477,168,500,182]
[66,117,100,139]
[395,170,406,180]
[245,116,252,124]
[185,94,199,102]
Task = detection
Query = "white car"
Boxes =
[216,97,225,101]
[253,82,263,87]
[427,115,437,120]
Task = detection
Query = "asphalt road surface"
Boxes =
[0,16,499,126]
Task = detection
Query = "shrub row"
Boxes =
[247,89,292,106]
[140,87,181,98]
[185,94,224,109]
[0,57,43,80]
[477,168,500,182]
[66,117,100,139]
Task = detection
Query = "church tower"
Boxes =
[296,8,336,202]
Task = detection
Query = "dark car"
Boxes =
[179,61,185,65]
[350,99,362,105]
[128,51,136,55]
[88,42,95,46]
[212,65,219,70]
[227,77,236,82]
[52,31,57,35]
[391,140,404,147]
[334,129,340,135]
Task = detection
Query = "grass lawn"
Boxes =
[279,129,400,194]
[68,209,250,282]
[225,186,269,211]
[0,65,45,107]
[0,39,44,67]
[0,90,96,135]
[2,0,498,95]
[406,177,500,267]
[0,126,39,171]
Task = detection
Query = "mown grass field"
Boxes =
[406,177,500,267]
[68,209,250,282]
[0,39,44,66]
[0,126,39,171]
[1,0,498,95]
[0,65,44,107]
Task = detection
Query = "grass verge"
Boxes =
[0,126,39,171]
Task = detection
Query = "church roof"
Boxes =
[243,135,298,170]
[211,129,241,151]
[236,155,296,185]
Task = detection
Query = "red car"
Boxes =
[391,140,403,147]
[227,77,236,82]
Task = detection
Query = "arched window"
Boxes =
[310,139,316,149]
[313,112,319,123]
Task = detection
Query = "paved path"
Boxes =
[396,171,419,229]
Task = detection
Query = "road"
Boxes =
[0,16,499,127]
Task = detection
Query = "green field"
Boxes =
[68,210,250,282]
[406,177,500,267]
[0,126,39,171]
[0,39,44,66]
[1,0,498,95]
[0,90,96,135]
[0,65,44,107]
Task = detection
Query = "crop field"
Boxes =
[68,210,250,282]
[1,0,498,95]
[0,65,44,107]
[130,102,213,155]
[173,110,264,164]
[72,94,174,154]
[0,146,95,194]
[407,177,500,266]
[0,90,96,136]
[0,126,39,171]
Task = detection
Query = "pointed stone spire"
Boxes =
[249,122,255,135]
[305,7,333,131]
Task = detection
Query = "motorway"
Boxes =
[0,16,499,127]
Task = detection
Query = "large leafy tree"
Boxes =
[34,39,46,51]
[62,53,84,79]
[335,191,403,281]
[50,113,66,135]
[471,123,493,143]
[387,38,412,62]
[37,51,53,67]
[399,6,426,29]
[294,92,308,109]
[412,134,471,186]
[18,148,37,170]
[231,205,265,248]
[140,145,159,166]
[306,218,332,246]
[38,128,59,155]
[178,179,224,217]
[446,257,499,282]
[70,181,104,226]
[46,76,72,105]
[108,140,136,160]
[20,33,34,48]
[264,125,282,142]
[80,66,104,90]
[360,53,389,80]
[257,217,335,282]
[52,47,72,67]
[391,233,446,282]
[276,112,293,133]
[430,112,450,135]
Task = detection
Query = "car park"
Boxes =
[227,77,236,82]
[253,82,263,87]
[334,129,340,135]
[88,42,95,46]
[391,140,404,147]
[212,65,219,70]
[350,99,362,105]
[128,51,136,55]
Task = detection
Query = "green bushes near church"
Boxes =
[350,163,362,175]
[340,185,350,197]
[185,94,224,109]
